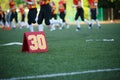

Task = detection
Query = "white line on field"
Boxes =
[0,42,22,46]
[86,39,115,42]
[1,68,120,80]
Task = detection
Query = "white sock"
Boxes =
[18,21,22,29]
[91,19,94,27]
[96,19,101,27]
[27,23,29,28]
[38,24,44,31]
[11,22,16,28]
[29,25,34,32]
[66,23,69,29]
[76,20,80,28]
[84,19,90,24]
[5,22,9,27]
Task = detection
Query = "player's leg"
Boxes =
[5,12,11,30]
[95,19,101,28]
[0,16,5,30]
[0,16,2,26]
[63,12,69,29]
[6,12,11,27]
[32,8,37,24]
[0,13,6,30]
[59,12,64,30]
[28,10,34,32]
[90,9,95,27]
[2,17,6,30]
[49,13,57,31]
[15,12,18,24]
[75,10,80,31]
[19,14,25,29]
[29,8,37,32]
[10,12,16,29]
[91,9,101,28]
[81,10,92,29]
[61,12,70,29]
[94,9,101,28]
[44,6,54,31]
[37,10,44,31]
[80,8,89,24]
[22,14,25,27]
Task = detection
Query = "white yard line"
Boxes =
[0,42,22,46]
[86,39,115,42]
[1,68,120,80]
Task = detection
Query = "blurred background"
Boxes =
[0,0,120,22]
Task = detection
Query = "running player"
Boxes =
[58,0,69,30]
[9,0,18,29]
[0,6,10,30]
[37,0,55,31]
[49,1,63,31]
[88,0,101,29]
[73,0,91,31]
[24,0,37,32]
[19,4,26,29]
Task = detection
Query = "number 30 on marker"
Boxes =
[28,34,47,50]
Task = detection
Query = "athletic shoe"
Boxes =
[76,27,80,31]
[88,24,92,29]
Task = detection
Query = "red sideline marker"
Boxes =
[22,31,48,53]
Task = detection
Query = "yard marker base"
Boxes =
[22,31,48,53]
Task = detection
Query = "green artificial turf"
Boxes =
[0,23,120,80]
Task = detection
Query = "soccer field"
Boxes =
[0,23,120,80]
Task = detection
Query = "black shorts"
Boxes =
[75,7,84,21]
[90,8,97,20]
[10,11,18,23]
[59,12,66,22]
[37,4,51,25]
[28,8,37,25]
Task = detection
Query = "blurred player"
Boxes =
[9,0,18,29]
[18,4,26,29]
[49,1,63,31]
[73,0,91,31]
[24,0,37,32]
[88,0,101,29]
[58,0,69,30]
[0,6,10,30]
[0,6,6,30]
[37,0,54,31]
